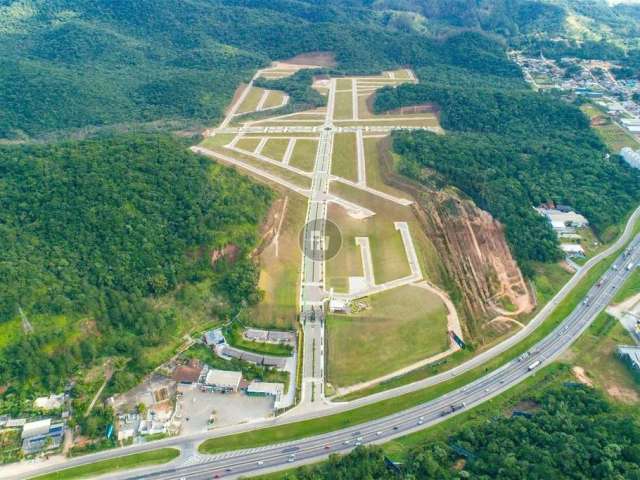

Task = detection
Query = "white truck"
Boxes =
[528,360,541,371]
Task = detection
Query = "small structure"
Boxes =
[617,345,640,374]
[536,207,589,234]
[203,328,225,346]
[329,298,349,313]
[560,243,585,258]
[246,382,284,407]
[173,359,204,385]
[21,419,64,455]
[204,369,242,393]
[34,394,65,411]
[620,147,640,170]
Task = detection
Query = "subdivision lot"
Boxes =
[261,138,290,161]
[289,139,318,171]
[336,78,352,90]
[237,87,266,114]
[326,285,448,387]
[251,193,307,329]
[330,132,358,181]
[363,137,412,199]
[334,91,354,120]
[211,146,311,190]
[263,90,286,109]
[235,137,262,152]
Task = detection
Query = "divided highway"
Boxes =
[107,233,640,480]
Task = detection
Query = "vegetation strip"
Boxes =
[199,225,636,454]
[32,448,180,480]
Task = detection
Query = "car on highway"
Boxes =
[288,455,295,463]
[257,461,264,466]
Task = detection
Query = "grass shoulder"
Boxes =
[32,448,179,480]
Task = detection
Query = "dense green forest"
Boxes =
[375,69,640,271]
[282,385,640,479]
[0,0,520,139]
[0,134,271,396]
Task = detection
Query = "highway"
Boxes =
[75,232,640,480]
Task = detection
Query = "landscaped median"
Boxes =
[199,224,639,455]
[32,448,180,480]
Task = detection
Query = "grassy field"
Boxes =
[328,183,415,284]
[211,146,311,190]
[235,137,262,152]
[580,103,640,151]
[199,233,632,455]
[614,268,640,303]
[250,193,307,329]
[563,312,639,404]
[261,138,290,161]
[288,139,317,171]
[199,134,235,148]
[237,87,266,114]
[263,90,286,109]
[326,285,449,388]
[33,449,180,480]
[336,78,352,90]
[330,132,358,181]
[333,91,353,120]
[334,118,439,128]
[362,137,411,199]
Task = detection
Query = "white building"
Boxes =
[560,243,585,257]
[204,369,242,392]
[329,298,349,313]
[621,147,640,169]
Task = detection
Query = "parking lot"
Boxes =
[176,386,275,435]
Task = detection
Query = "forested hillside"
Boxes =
[282,385,640,479]
[0,0,518,139]
[375,67,640,272]
[0,134,271,394]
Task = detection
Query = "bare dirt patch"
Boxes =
[572,366,594,387]
[607,386,639,403]
[281,51,336,67]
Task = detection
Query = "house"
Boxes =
[172,359,204,385]
[204,369,242,393]
[21,419,65,455]
[329,298,349,313]
[34,394,65,411]
[203,328,225,346]
[560,243,585,258]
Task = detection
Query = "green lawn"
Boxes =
[199,134,235,148]
[261,139,290,161]
[33,448,180,480]
[333,91,353,120]
[263,90,286,109]
[288,139,317,171]
[212,147,311,190]
[237,87,266,114]
[326,285,449,387]
[235,137,262,152]
[328,182,412,285]
[336,78,352,90]
[199,235,632,456]
[330,133,358,181]
[250,193,307,329]
[614,268,640,303]
[362,137,411,199]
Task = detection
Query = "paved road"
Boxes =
[17,227,640,480]
[95,234,640,480]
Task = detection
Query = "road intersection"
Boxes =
[13,66,640,480]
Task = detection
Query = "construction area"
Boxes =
[191,60,464,410]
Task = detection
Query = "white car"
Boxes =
[257,461,264,466]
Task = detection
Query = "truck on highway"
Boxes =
[528,360,541,371]
[627,262,635,271]
[440,402,466,416]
